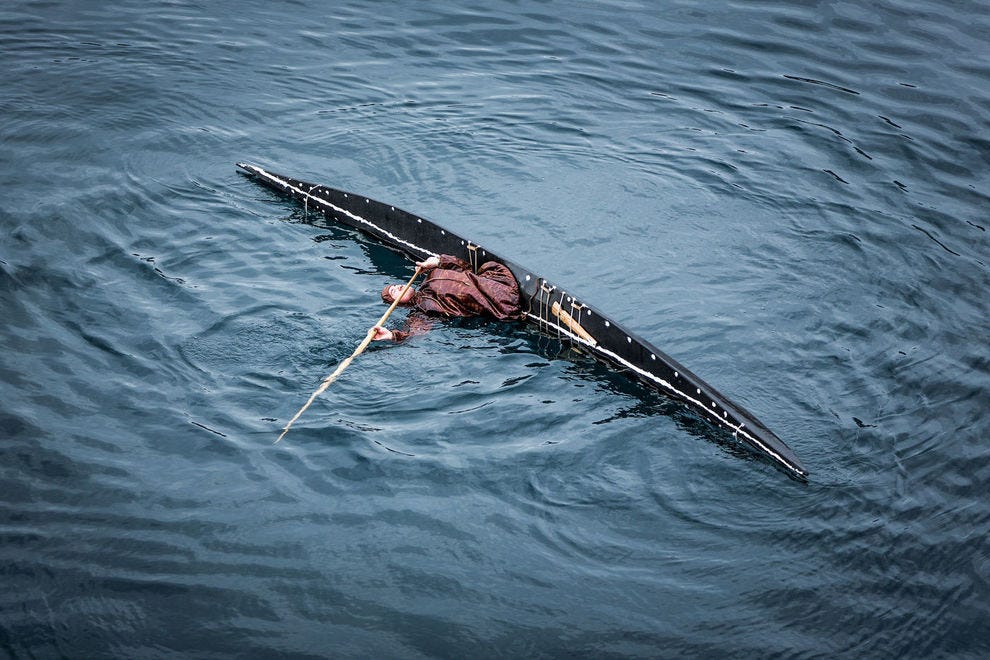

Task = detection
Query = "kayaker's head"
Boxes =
[381,283,415,305]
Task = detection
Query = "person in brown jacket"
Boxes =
[371,254,522,342]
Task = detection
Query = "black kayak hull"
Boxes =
[237,162,808,478]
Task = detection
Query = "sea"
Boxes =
[2,1,988,657]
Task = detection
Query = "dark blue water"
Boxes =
[3,0,988,657]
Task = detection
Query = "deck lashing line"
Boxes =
[466,242,479,273]
[538,281,557,341]
[570,300,587,350]
[523,278,540,319]
[305,184,318,217]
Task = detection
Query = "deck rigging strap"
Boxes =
[304,184,318,217]
[538,281,556,337]
[466,242,479,273]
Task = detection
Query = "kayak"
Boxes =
[237,162,808,478]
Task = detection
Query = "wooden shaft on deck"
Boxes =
[551,301,597,346]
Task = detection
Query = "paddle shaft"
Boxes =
[275,267,423,443]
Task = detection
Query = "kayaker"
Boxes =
[371,254,522,341]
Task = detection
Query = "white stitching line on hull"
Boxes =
[251,166,437,260]
[525,311,798,474]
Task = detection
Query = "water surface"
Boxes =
[2,0,988,657]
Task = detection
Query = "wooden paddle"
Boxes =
[275,266,423,443]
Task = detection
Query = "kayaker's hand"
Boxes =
[370,325,394,341]
[416,256,441,271]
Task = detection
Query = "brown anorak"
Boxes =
[391,254,522,341]
[416,254,521,320]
